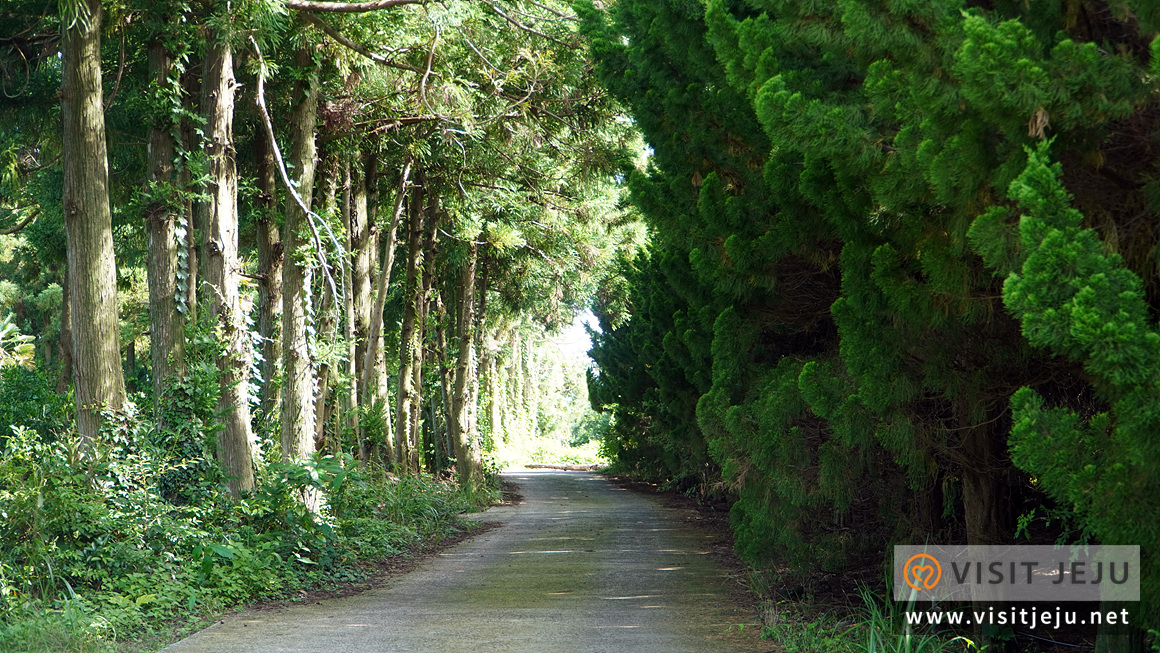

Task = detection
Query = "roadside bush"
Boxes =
[0,419,494,652]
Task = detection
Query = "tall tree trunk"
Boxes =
[362,160,410,461]
[199,38,254,495]
[182,71,200,323]
[394,173,426,472]
[434,294,454,468]
[280,47,321,464]
[486,334,500,444]
[61,0,126,441]
[343,158,362,457]
[469,256,489,440]
[254,115,283,423]
[408,191,439,472]
[313,282,336,454]
[350,152,373,386]
[450,242,479,484]
[145,39,187,421]
[310,154,339,455]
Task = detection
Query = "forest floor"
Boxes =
[157,470,770,653]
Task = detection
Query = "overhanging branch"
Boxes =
[285,0,424,12]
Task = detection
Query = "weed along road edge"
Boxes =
[161,470,768,653]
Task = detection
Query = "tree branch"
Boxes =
[249,36,346,310]
[285,0,424,13]
[0,208,39,235]
[301,12,423,72]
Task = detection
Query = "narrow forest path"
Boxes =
[161,470,769,653]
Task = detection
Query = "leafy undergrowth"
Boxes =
[0,427,498,653]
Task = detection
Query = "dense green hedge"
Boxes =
[583,0,1160,631]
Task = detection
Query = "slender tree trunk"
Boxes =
[255,117,283,423]
[313,287,337,454]
[61,0,126,441]
[434,294,454,468]
[199,38,254,495]
[394,173,426,472]
[350,152,373,388]
[310,155,339,455]
[281,47,321,464]
[450,243,479,484]
[486,336,499,444]
[344,157,363,455]
[56,270,73,394]
[408,192,439,472]
[145,39,186,419]
[363,160,410,464]
[182,71,200,323]
[469,256,489,441]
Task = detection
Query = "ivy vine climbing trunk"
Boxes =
[145,38,186,420]
[198,35,254,495]
[61,0,126,441]
[281,46,320,464]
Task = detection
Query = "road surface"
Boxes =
[161,470,768,653]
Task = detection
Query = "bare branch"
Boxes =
[284,0,424,13]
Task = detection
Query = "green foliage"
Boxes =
[583,0,1160,636]
[0,366,72,445]
[1002,144,1160,627]
[0,415,489,651]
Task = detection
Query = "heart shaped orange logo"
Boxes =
[904,553,942,591]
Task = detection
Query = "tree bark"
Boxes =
[255,115,283,423]
[281,47,321,464]
[145,38,187,421]
[61,0,126,441]
[198,38,254,495]
[394,172,426,472]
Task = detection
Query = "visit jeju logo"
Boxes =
[904,553,942,591]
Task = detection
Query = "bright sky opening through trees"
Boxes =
[3,0,1160,651]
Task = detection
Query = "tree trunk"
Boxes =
[434,294,454,468]
[145,39,187,419]
[255,115,283,424]
[408,191,439,473]
[394,173,426,472]
[281,47,321,464]
[345,157,363,455]
[61,0,126,441]
[199,38,254,495]
[313,274,337,454]
[56,270,73,394]
[350,152,373,389]
[450,242,479,484]
[362,159,410,464]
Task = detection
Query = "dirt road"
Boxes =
[161,470,768,652]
